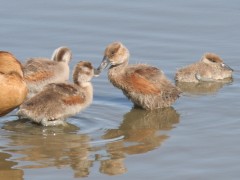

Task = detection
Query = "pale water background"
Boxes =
[0,0,240,179]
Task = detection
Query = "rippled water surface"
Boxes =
[1,0,240,179]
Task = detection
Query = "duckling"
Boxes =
[23,46,72,98]
[95,42,181,110]
[18,61,94,126]
[0,51,28,116]
[175,53,233,82]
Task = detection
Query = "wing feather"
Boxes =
[124,66,163,94]
[23,59,57,82]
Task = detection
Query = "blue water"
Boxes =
[0,0,240,179]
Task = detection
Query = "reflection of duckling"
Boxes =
[99,140,127,176]
[96,42,181,110]
[0,51,28,116]
[102,107,179,162]
[70,159,93,178]
[3,118,80,134]
[175,53,233,82]
[176,78,233,95]
[100,158,127,176]
[23,46,72,98]
[18,61,95,126]
[2,118,91,174]
[0,151,24,179]
[122,108,179,154]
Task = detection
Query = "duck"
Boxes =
[18,61,95,126]
[23,46,72,98]
[175,53,233,82]
[0,51,28,116]
[95,42,181,110]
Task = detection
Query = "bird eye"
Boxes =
[209,58,216,63]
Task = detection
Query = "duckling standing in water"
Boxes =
[0,51,28,116]
[175,53,233,83]
[95,42,181,110]
[18,61,95,126]
[23,46,72,98]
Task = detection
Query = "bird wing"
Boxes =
[23,59,57,82]
[44,83,86,105]
[19,83,85,119]
[124,65,163,94]
[44,83,79,96]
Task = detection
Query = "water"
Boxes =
[0,0,240,179]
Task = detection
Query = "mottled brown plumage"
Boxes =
[23,46,72,98]
[175,53,233,82]
[96,42,181,110]
[18,61,94,126]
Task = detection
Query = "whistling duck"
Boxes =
[0,51,28,116]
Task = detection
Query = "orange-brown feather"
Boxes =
[62,96,85,105]
[127,73,161,94]
[24,71,54,82]
[134,67,161,81]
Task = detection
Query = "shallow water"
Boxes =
[1,0,240,179]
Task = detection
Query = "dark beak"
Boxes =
[93,68,101,77]
[222,63,233,71]
[94,56,110,76]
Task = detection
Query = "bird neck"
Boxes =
[110,60,128,70]
[76,81,91,88]
[108,60,128,89]
[78,82,93,102]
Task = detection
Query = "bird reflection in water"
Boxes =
[1,107,180,177]
[176,77,233,95]
[2,119,93,178]
[100,107,180,175]
[0,151,24,180]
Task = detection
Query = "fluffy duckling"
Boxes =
[18,61,94,126]
[175,53,233,82]
[23,46,72,98]
[95,42,181,110]
[0,51,28,116]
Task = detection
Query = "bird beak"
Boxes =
[94,56,111,76]
[93,68,101,77]
[222,63,233,71]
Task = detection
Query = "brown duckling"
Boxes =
[175,53,233,82]
[18,61,95,126]
[23,46,72,98]
[95,42,181,110]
